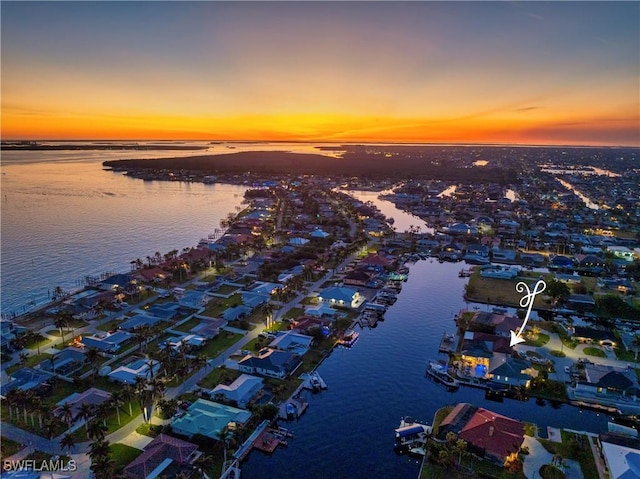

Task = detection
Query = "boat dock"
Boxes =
[301,371,328,392]
[279,397,309,420]
[438,331,456,353]
[253,427,294,454]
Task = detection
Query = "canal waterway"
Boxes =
[241,199,611,479]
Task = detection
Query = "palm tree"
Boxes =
[120,384,134,417]
[85,347,102,377]
[194,454,215,478]
[60,433,76,456]
[75,403,96,435]
[86,418,108,441]
[110,390,124,426]
[54,309,73,343]
[57,402,74,429]
[632,334,640,363]
[260,301,276,329]
[189,353,207,377]
[216,425,234,468]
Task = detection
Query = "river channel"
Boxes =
[241,198,611,479]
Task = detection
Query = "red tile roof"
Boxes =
[123,433,198,479]
[459,408,524,461]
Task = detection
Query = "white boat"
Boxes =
[394,417,432,455]
[426,361,459,389]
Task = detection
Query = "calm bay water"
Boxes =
[0,148,247,316]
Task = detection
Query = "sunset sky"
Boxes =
[2,2,639,146]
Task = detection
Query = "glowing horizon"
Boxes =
[2,2,638,146]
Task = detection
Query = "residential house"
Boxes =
[171,399,252,441]
[268,331,314,354]
[41,347,85,376]
[209,374,264,408]
[599,433,640,479]
[317,286,364,309]
[0,367,55,395]
[123,433,200,479]
[54,387,111,419]
[343,270,373,287]
[439,403,525,464]
[574,364,639,402]
[238,349,302,379]
[108,358,161,385]
[80,331,133,354]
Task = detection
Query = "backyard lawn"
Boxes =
[583,347,606,358]
[200,331,244,358]
[198,366,242,390]
[111,443,144,473]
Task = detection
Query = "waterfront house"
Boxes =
[565,294,596,312]
[479,265,518,280]
[268,331,314,354]
[464,312,522,338]
[343,270,373,287]
[487,355,535,388]
[317,286,364,309]
[108,358,161,384]
[123,433,200,479]
[99,273,134,291]
[607,246,636,262]
[599,433,640,479]
[171,399,252,441]
[238,348,302,379]
[439,403,525,464]
[360,253,395,270]
[209,374,264,408]
[574,363,639,402]
[570,326,617,346]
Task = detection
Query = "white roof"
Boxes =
[601,441,640,479]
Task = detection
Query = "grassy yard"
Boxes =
[583,347,606,358]
[135,423,164,437]
[96,319,123,332]
[539,431,599,479]
[525,333,550,347]
[173,316,201,333]
[465,272,550,309]
[6,352,52,375]
[202,294,243,318]
[111,443,144,473]
[0,437,23,461]
[25,336,53,352]
[281,307,305,320]
[198,366,242,390]
[71,399,142,442]
[432,406,454,435]
[266,321,290,333]
[216,284,241,295]
[200,331,244,358]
